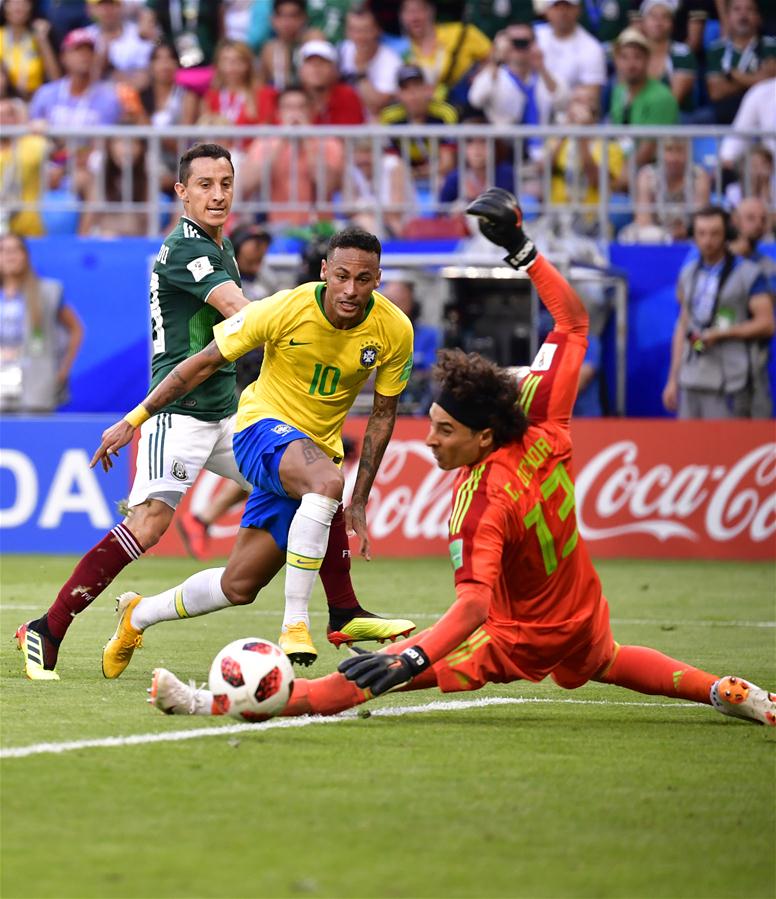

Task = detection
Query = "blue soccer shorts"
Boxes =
[232,418,310,551]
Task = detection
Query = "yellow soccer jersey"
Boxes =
[213,281,414,460]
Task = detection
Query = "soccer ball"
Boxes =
[208,638,294,721]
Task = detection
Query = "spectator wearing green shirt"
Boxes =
[706,0,776,124]
[640,0,698,113]
[609,27,679,170]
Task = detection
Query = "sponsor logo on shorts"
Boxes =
[271,424,293,435]
[359,345,378,368]
[171,460,188,481]
[531,343,557,372]
[449,538,463,571]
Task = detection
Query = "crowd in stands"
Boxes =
[0,0,772,243]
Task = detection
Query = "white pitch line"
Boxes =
[1,604,774,628]
[0,695,702,760]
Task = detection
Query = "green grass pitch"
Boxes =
[1,555,774,899]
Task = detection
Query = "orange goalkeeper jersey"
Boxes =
[447,326,604,677]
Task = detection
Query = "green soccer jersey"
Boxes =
[148,215,240,422]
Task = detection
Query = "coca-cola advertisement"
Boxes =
[150,419,775,562]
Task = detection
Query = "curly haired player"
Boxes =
[149,187,775,727]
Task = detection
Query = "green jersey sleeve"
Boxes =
[671,42,698,73]
[163,238,236,305]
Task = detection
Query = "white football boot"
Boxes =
[710,676,776,726]
[148,668,217,716]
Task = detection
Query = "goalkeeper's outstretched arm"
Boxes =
[466,187,588,337]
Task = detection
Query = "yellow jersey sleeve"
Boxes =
[213,290,293,361]
[374,311,414,397]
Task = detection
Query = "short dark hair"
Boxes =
[692,205,730,230]
[327,227,382,262]
[433,349,528,446]
[178,143,234,184]
[273,0,306,13]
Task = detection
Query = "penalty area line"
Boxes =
[0,695,702,760]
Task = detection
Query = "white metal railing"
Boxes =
[3,124,771,243]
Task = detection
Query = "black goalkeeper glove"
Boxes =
[338,645,431,696]
[466,187,537,270]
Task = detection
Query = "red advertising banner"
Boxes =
[149,419,776,562]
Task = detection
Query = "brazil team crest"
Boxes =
[359,343,380,369]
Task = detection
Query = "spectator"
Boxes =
[242,86,345,227]
[258,39,365,123]
[439,131,514,207]
[0,0,60,99]
[609,27,679,168]
[662,206,774,419]
[729,196,776,417]
[79,136,168,236]
[186,38,262,125]
[84,0,154,89]
[535,0,607,109]
[705,0,776,125]
[629,137,711,241]
[383,277,440,413]
[139,40,184,126]
[464,0,536,37]
[468,23,567,140]
[0,233,83,413]
[44,0,92,51]
[257,0,319,90]
[223,0,263,45]
[230,224,280,299]
[399,0,491,98]
[639,0,698,113]
[342,138,417,237]
[144,0,222,94]
[380,63,458,182]
[339,4,402,119]
[671,0,716,56]
[719,78,776,167]
[28,27,121,127]
[724,146,775,212]
[306,0,352,44]
[578,0,632,43]
[0,94,48,236]
[548,87,625,233]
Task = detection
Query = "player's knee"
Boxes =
[220,571,259,606]
[123,502,173,549]
[312,468,345,501]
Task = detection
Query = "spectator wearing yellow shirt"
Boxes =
[0,95,48,236]
[548,87,624,234]
[0,0,60,100]
[399,0,491,97]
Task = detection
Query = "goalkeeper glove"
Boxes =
[466,187,537,270]
[338,645,431,696]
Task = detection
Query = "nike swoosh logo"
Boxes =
[289,339,311,346]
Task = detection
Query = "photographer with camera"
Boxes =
[662,205,774,418]
[468,23,566,135]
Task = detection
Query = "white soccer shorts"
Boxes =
[128,412,250,510]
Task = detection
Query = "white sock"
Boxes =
[283,493,340,629]
[131,567,231,631]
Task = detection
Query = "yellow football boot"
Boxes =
[102,592,144,678]
[278,621,318,667]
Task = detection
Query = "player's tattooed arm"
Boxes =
[90,341,227,472]
[143,340,227,416]
[346,391,399,560]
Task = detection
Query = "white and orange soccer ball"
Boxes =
[208,638,294,721]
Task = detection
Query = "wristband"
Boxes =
[401,645,431,674]
[124,404,151,428]
[503,240,537,270]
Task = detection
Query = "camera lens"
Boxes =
[512,38,531,49]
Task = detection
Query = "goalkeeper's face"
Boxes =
[426,404,493,470]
